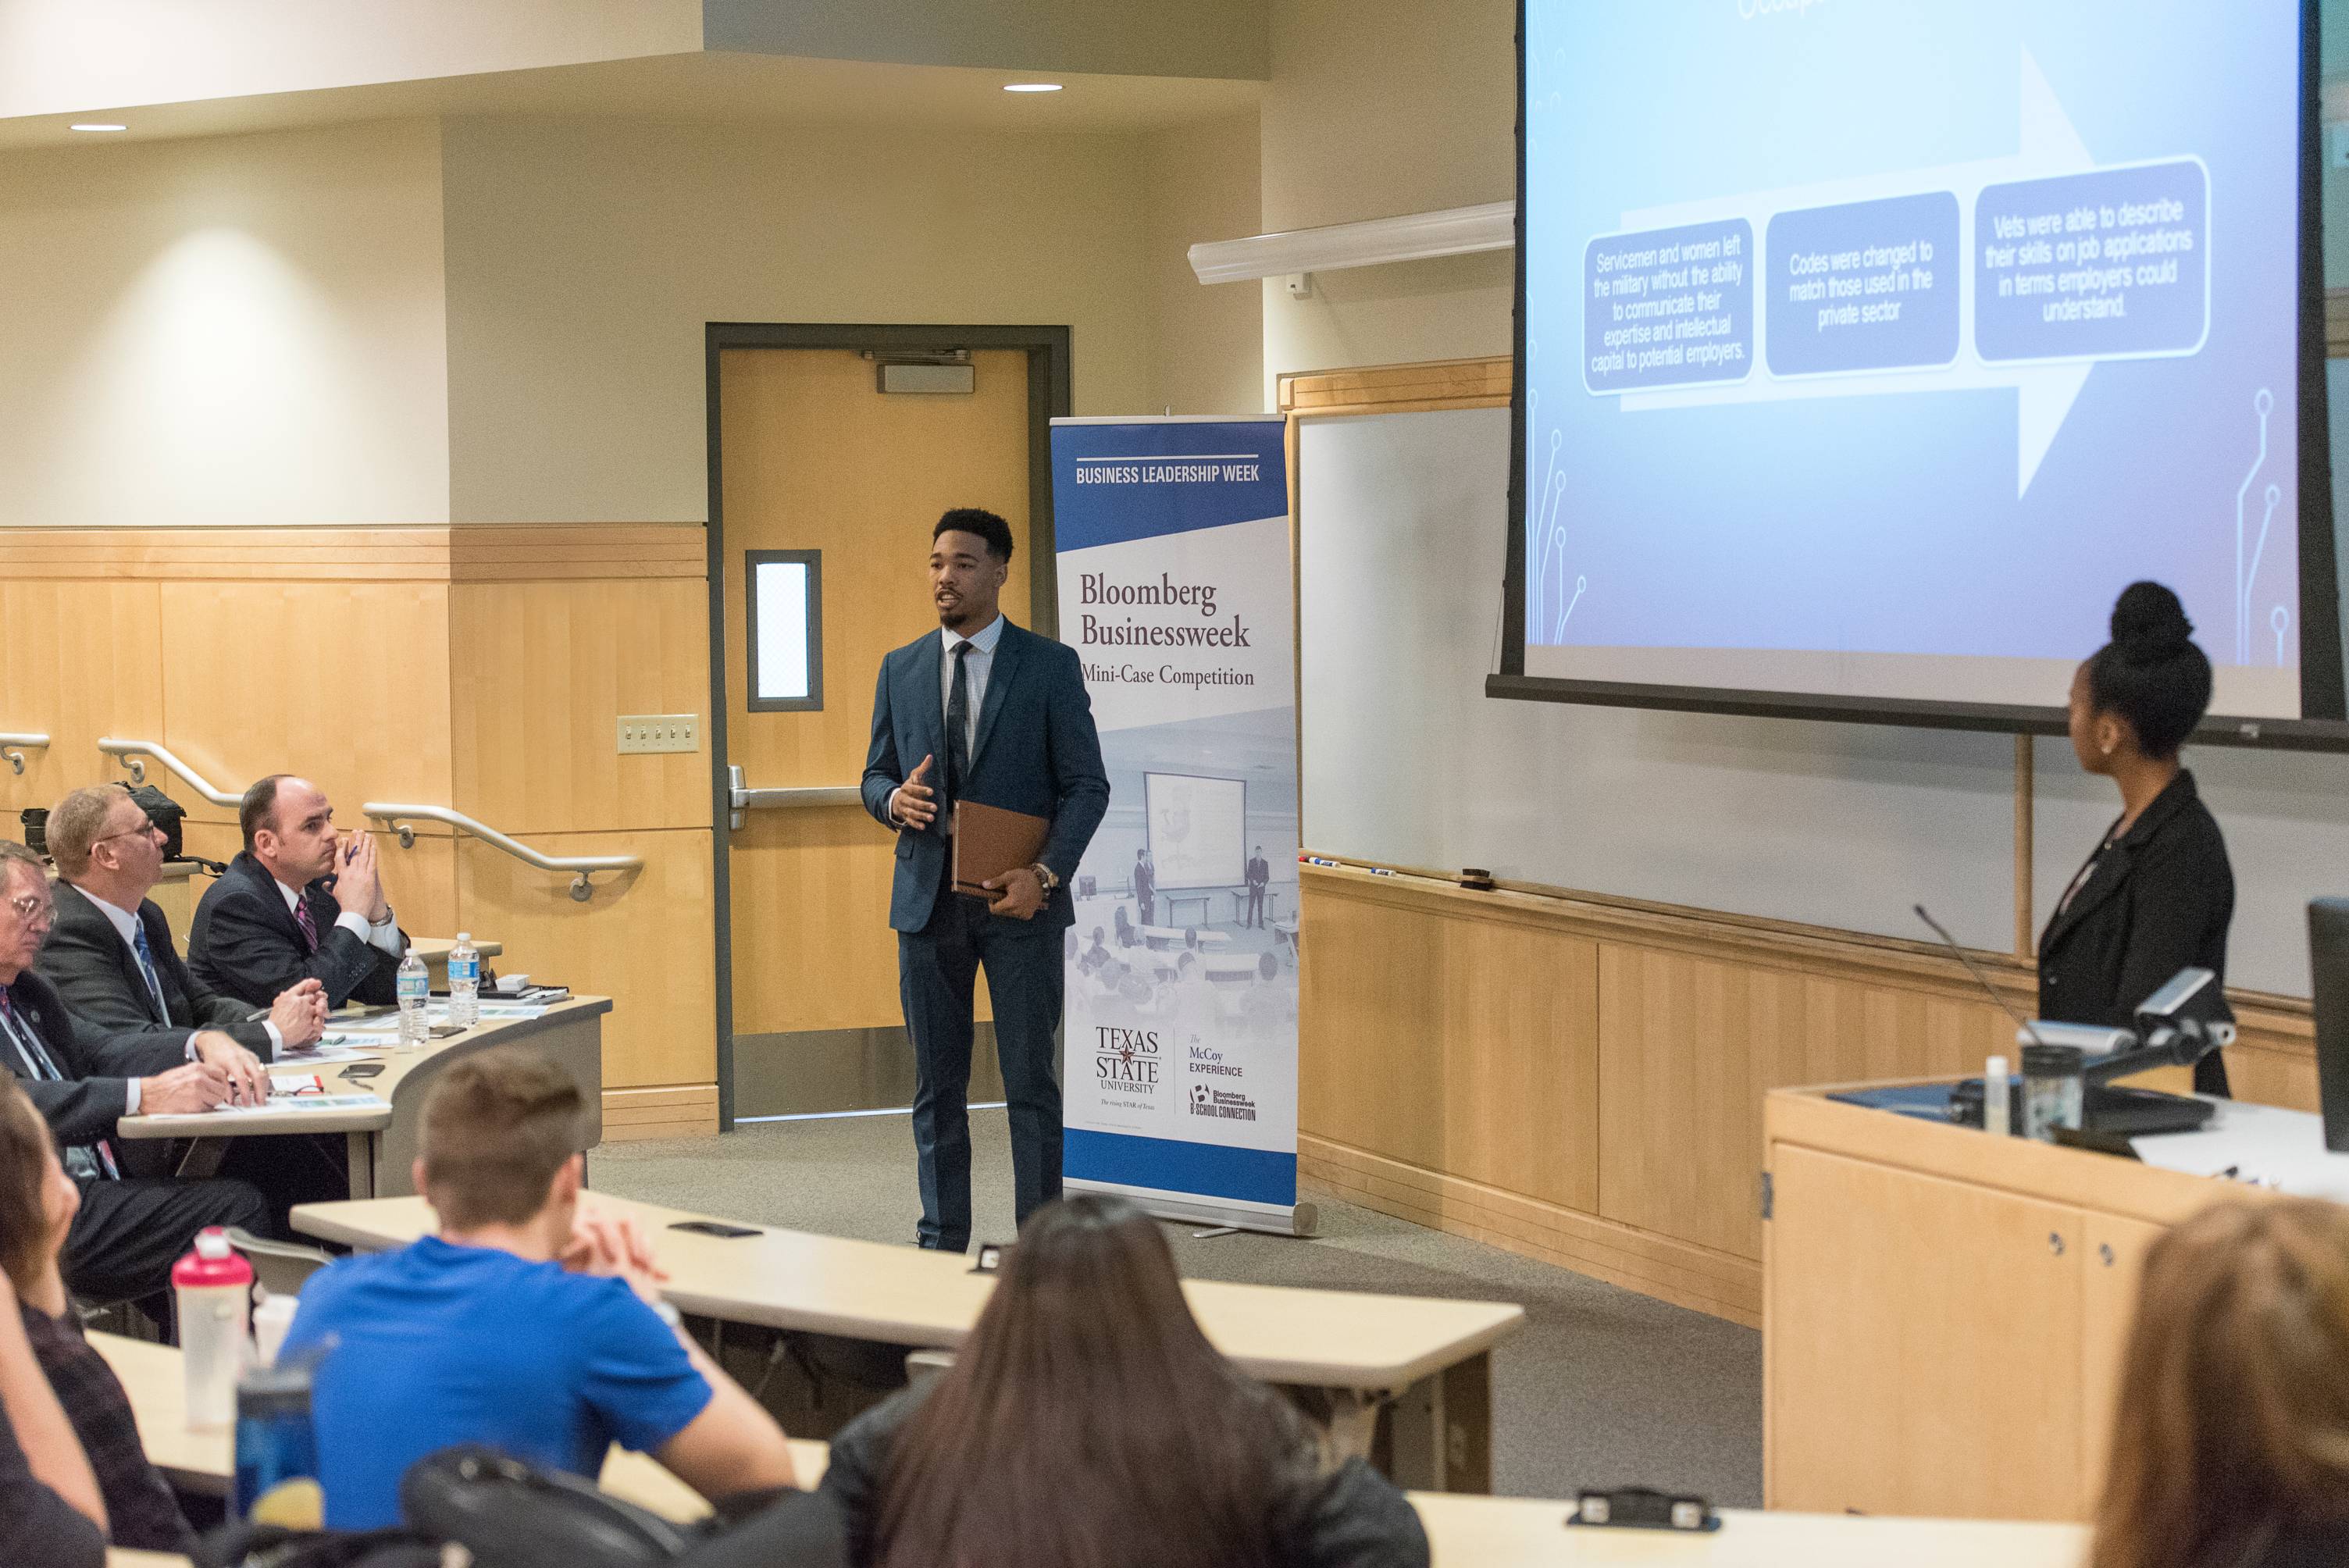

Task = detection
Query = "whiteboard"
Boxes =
[1146,771,1246,889]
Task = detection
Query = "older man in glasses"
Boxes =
[0,842,268,1305]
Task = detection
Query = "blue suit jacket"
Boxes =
[862,621,1110,935]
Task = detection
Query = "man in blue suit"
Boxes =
[862,508,1109,1252]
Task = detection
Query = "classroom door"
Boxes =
[717,346,1034,1117]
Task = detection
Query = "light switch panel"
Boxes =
[618,714,700,754]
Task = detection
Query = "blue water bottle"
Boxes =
[233,1349,325,1525]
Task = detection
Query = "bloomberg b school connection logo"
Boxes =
[1187,1042,1257,1122]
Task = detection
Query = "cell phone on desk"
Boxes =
[668,1220,760,1239]
[340,1064,385,1080]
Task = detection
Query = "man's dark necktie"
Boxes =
[294,896,319,953]
[0,988,119,1181]
[130,921,169,1024]
[943,640,975,828]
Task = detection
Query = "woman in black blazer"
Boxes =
[2038,583,2234,1094]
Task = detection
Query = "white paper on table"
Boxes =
[276,1043,375,1064]
[209,1092,386,1117]
[2132,1099,2349,1202]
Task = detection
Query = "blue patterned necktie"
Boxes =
[0,989,119,1180]
[130,919,169,1024]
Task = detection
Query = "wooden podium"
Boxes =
[1763,1081,2294,1522]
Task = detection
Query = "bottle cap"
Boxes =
[172,1227,254,1288]
[456,933,471,943]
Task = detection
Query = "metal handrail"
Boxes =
[363,802,642,902]
[725,764,861,829]
[0,732,48,776]
[98,738,242,805]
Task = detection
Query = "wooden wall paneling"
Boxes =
[448,525,705,582]
[601,1085,722,1142]
[1299,878,1599,1213]
[156,581,454,830]
[1595,943,2009,1260]
[0,579,165,821]
[0,528,453,581]
[456,828,715,1092]
[1766,1143,2087,1520]
[177,821,461,941]
[450,578,713,835]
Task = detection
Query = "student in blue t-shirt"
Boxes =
[281,1046,798,1530]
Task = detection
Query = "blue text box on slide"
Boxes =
[1976,159,2209,363]
[1583,218,1754,394]
[1764,192,1959,376]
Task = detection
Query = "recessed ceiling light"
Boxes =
[69,123,127,132]
[1003,84,1064,94]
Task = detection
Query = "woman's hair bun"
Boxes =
[2109,580,2194,665]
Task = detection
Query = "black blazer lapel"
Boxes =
[970,625,1025,768]
[2038,772,2202,960]
[2040,838,2133,959]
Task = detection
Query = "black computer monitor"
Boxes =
[2310,899,2349,1153]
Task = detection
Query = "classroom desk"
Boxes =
[1138,925,1232,951]
[1763,1079,2315,1522]
[94,1330,2088,1564]
[88,1331,826,1518]
[292,1191,1524,1493]
[116,997,609,1201]
[1406,1494,2086,1566]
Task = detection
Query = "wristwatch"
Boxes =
[1030,862,1060,894]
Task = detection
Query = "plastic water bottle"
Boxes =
[234,1351,323,1526]
[396,946,429,1049]
[173,1228,252,1428]
[448,933,480,1028]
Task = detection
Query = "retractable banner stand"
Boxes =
[1050,416,1312,1238]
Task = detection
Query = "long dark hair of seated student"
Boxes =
[2092,1199,2349,1568]
[847,1192,1424,1568]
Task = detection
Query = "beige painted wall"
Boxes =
[1258,0,1514,392]
[706,0,1269,80]
[1144,111,1264,416]
[0,118,451,527]
[0,0,700,120]
[439,114,1159,524]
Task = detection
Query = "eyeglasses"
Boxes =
[91,825,162,849]
[5,894,55,929]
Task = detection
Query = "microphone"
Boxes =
[1913,904,2049,1055]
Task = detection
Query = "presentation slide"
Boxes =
[1146,772,1246,889]
[1520,0,2310,719]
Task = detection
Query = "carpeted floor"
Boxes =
[590,1106,1763,1505]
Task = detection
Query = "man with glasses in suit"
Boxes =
[37,785,326,1079]
[0,842,268,1304]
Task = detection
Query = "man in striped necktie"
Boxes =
[35,786,324,1088]
[0,842,268,1306]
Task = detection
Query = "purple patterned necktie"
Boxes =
[294,896,319,953]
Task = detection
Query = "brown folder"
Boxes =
[951,800,1051,898]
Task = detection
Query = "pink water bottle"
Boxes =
[173,1228,252,1428]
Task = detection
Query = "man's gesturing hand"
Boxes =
[330,832,383,921]
[890,754,939,831]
